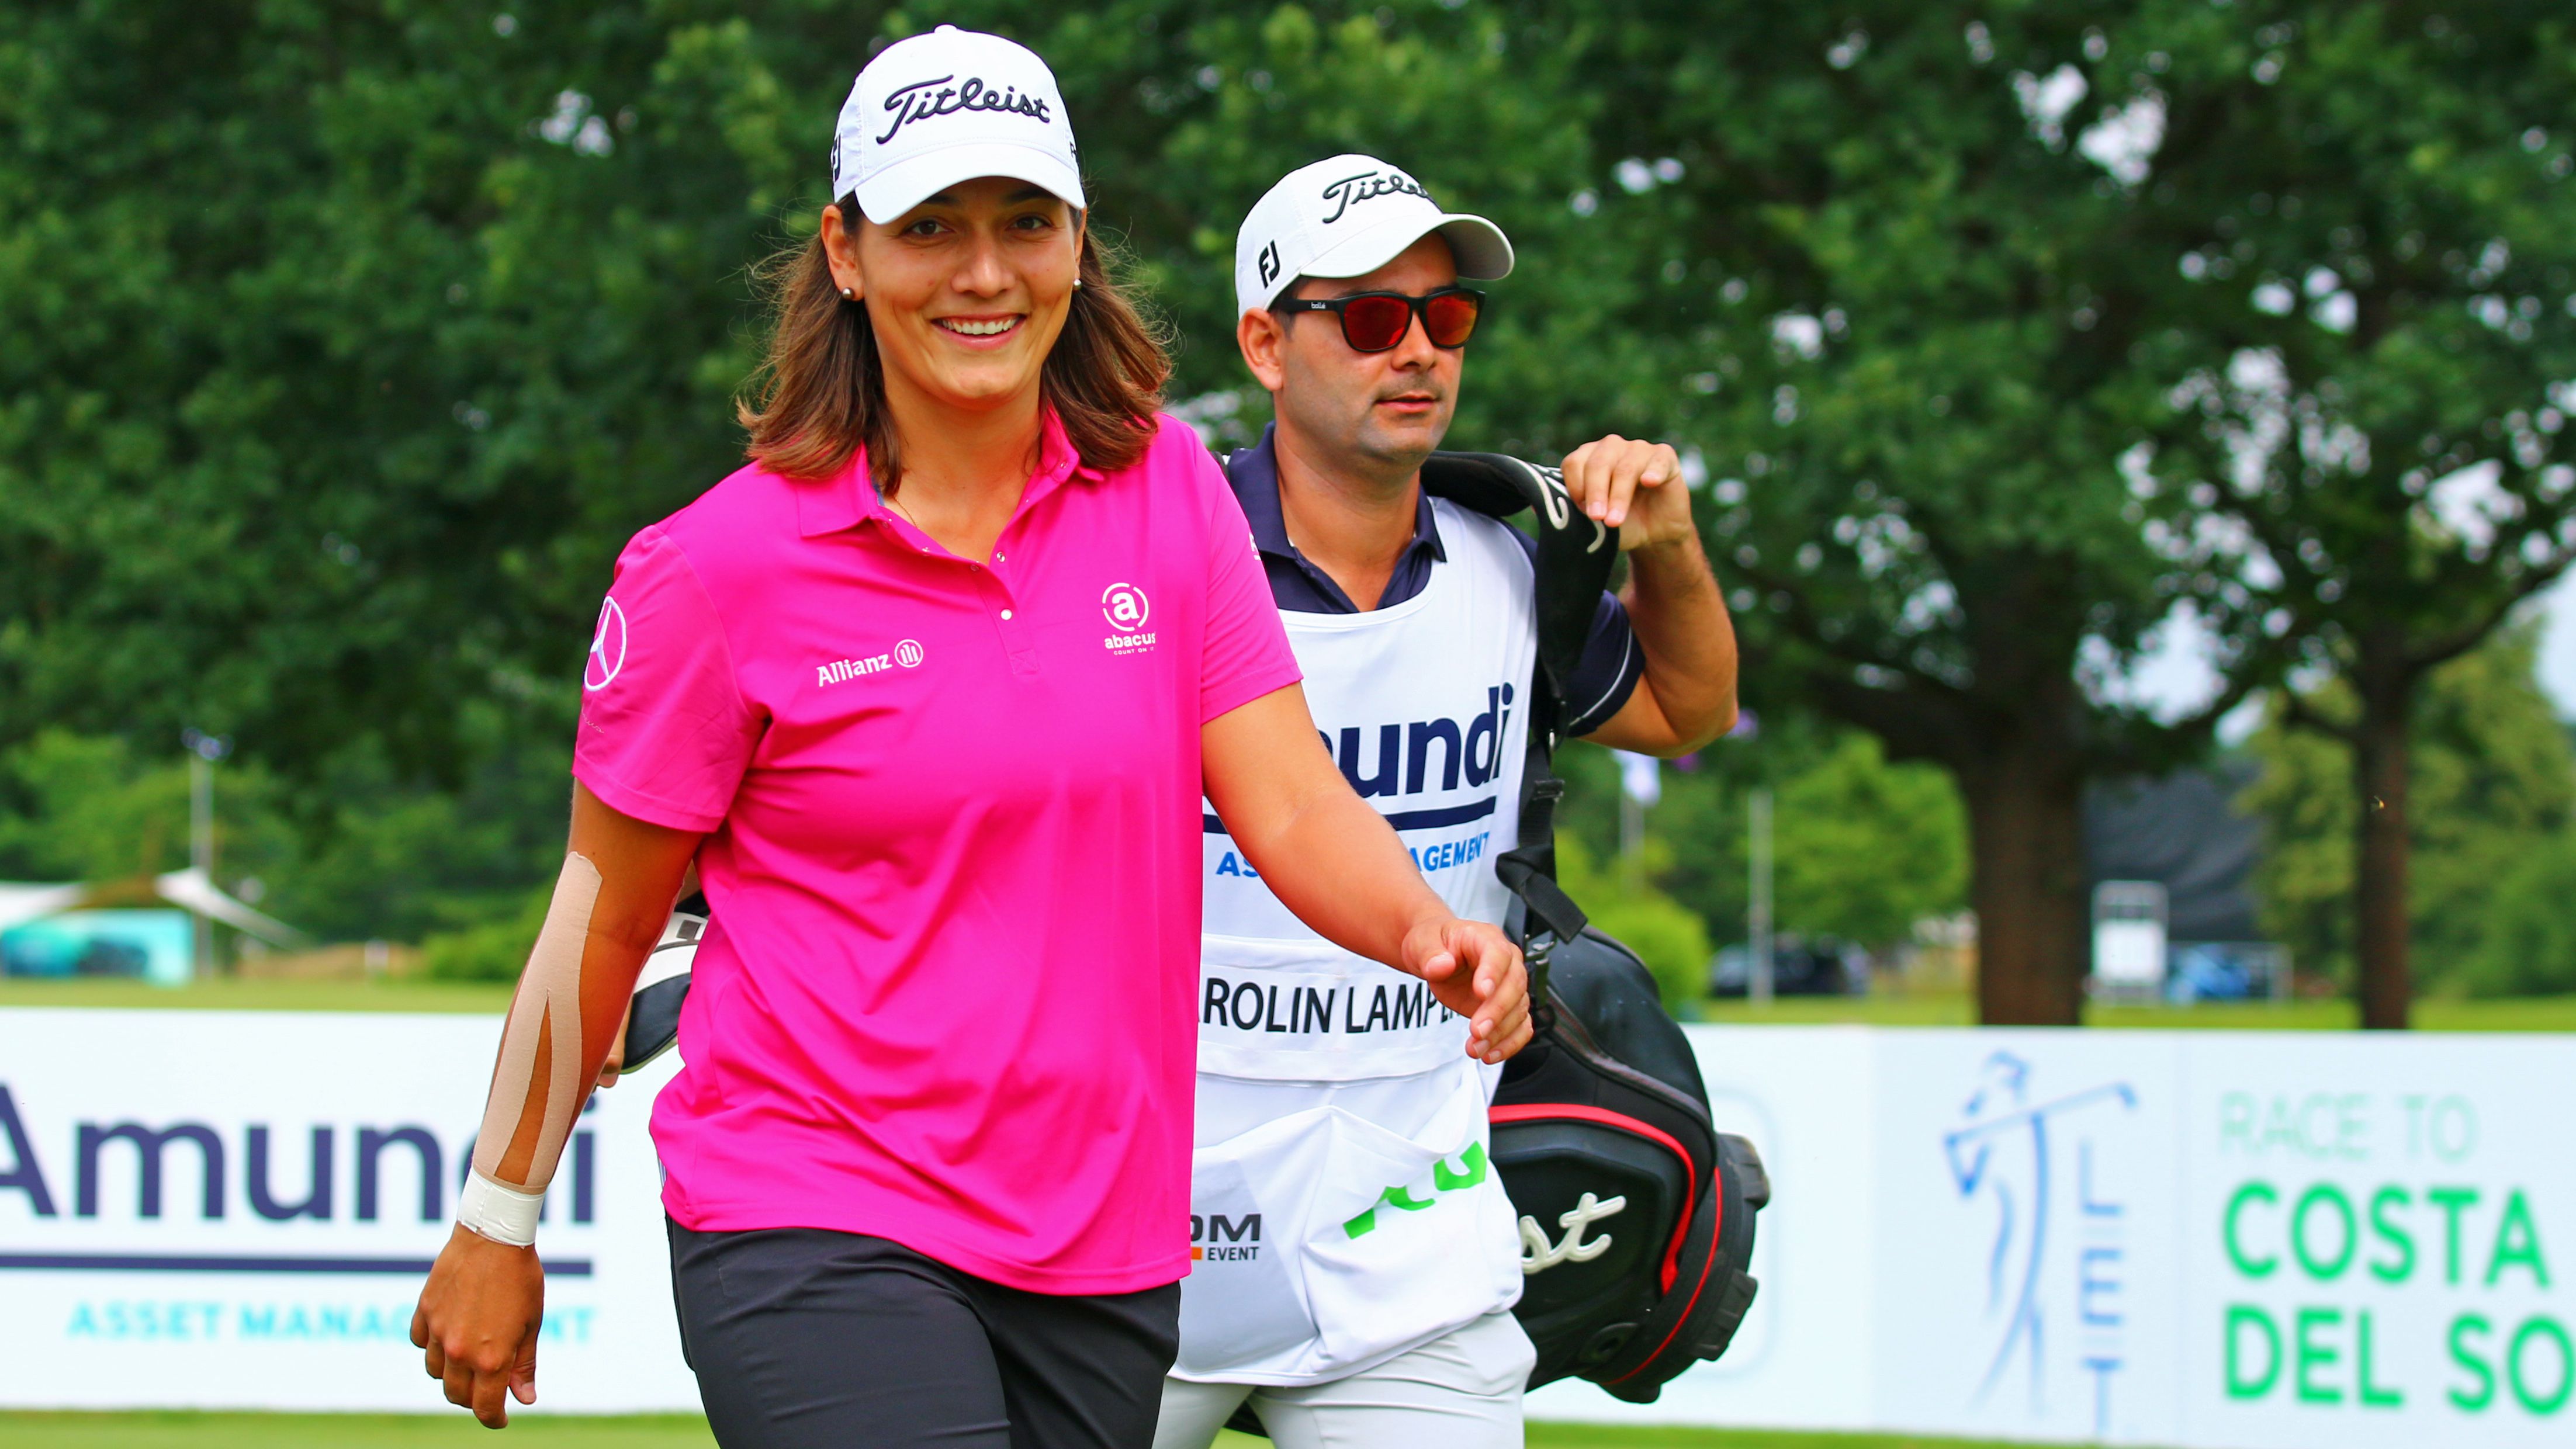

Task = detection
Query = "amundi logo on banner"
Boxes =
[0,1081,599,1271]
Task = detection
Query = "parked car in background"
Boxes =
[1709,934,1871,997]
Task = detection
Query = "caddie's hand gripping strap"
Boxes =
[1420,452,1618,1002]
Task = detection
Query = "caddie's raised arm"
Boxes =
[1557,432,1737,756]
[410,786,700,1426]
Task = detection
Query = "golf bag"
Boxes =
[1418,452,1767,1402]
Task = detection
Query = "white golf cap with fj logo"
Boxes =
[832,25,1084,224]
[1234,154,1514,317]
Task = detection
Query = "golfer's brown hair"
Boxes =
[739,197,1170,489]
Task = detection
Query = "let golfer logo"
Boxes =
[584,599,628,692]
[1944,1052,2139,1434]
[1101,583,1155,656]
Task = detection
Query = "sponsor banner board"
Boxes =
[1,1008,2564,1443]
[0,1009,694,1413]
[1534,1024,2573,1447]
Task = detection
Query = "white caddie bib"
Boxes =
[1178,498,1534,1385]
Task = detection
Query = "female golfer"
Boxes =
[408,26,1528,1449]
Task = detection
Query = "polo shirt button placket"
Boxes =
[977,561,1040,677]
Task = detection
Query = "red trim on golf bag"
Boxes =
[1488,1102,1702,1293]
[1604,1197,1722,1387]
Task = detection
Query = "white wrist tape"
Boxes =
[457,1172,543,1248]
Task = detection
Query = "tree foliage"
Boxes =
[6,1,2575,1022]
[2241,622,2576,994]
[2139,4,2576,1026]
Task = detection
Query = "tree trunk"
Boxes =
[1961,747,2092,1025]
[2350,672,2414,1031]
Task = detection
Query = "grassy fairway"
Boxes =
[0,1415,2053,1449]
[8,972,2567,1032]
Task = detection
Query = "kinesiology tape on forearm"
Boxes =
[457,853,601,1246]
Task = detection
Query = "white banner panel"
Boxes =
[1536,1025,2574,1448]
[0,1008,694,1413]
[2,1007,2566,1445]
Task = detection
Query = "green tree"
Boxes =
[1501,0,2576,1025]
[2466,833,2576,997]
[2241,622,2576,996]
[1556,720,1966,963]
[2146,6,2576,1027]
[1553,831,1710,1011]
[1771,732,1969,952]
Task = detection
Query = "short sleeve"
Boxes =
[1192,446,1301,723]
[573,526,761,832]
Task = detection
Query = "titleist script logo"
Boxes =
[1320,169,1431,224]
[1521,1191,1626,1274]
[877,75,1051,145]
[818,639,925,686]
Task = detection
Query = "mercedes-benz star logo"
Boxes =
[585,598,628,692]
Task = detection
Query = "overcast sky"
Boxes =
[2120,570,2576,740]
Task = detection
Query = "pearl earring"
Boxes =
[839,286,855,300]
[1072,278,1085,290]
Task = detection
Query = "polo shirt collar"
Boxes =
[795,408,1092,539]
[1234,423,1446,603]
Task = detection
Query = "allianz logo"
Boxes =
[819,638,925,685]
[0,1083,596,1227]
[1325,682,1515,798]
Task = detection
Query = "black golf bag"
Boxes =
[1420,452,1767,1402]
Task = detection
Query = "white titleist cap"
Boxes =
[1234,154,1513,317]
[831,25,1084,224]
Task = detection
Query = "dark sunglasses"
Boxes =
[1277,286,1485,353]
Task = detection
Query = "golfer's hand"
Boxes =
[1562,434,1692,552]
[412,1225,545,1427]
[1401,916,1533,1063]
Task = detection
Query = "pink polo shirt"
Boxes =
[574,411,1299,1294]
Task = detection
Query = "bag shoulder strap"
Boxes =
[1419,453,1615,973]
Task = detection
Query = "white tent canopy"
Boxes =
[0,871,309,949]
[0,882,87,934]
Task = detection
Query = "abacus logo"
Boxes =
[1101,583,1157,656]
[1101,583,1149,631]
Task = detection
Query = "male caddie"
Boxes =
[1159,156,1737,1447]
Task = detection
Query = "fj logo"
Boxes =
[1257,241,1282,288]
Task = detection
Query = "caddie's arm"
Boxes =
[1558,435,1738,755]
[410,782,702,1428]
[1204,685,1534,1063]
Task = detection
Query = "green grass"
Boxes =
[6,972,2568,1032]
[0,1416,2057,1449]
